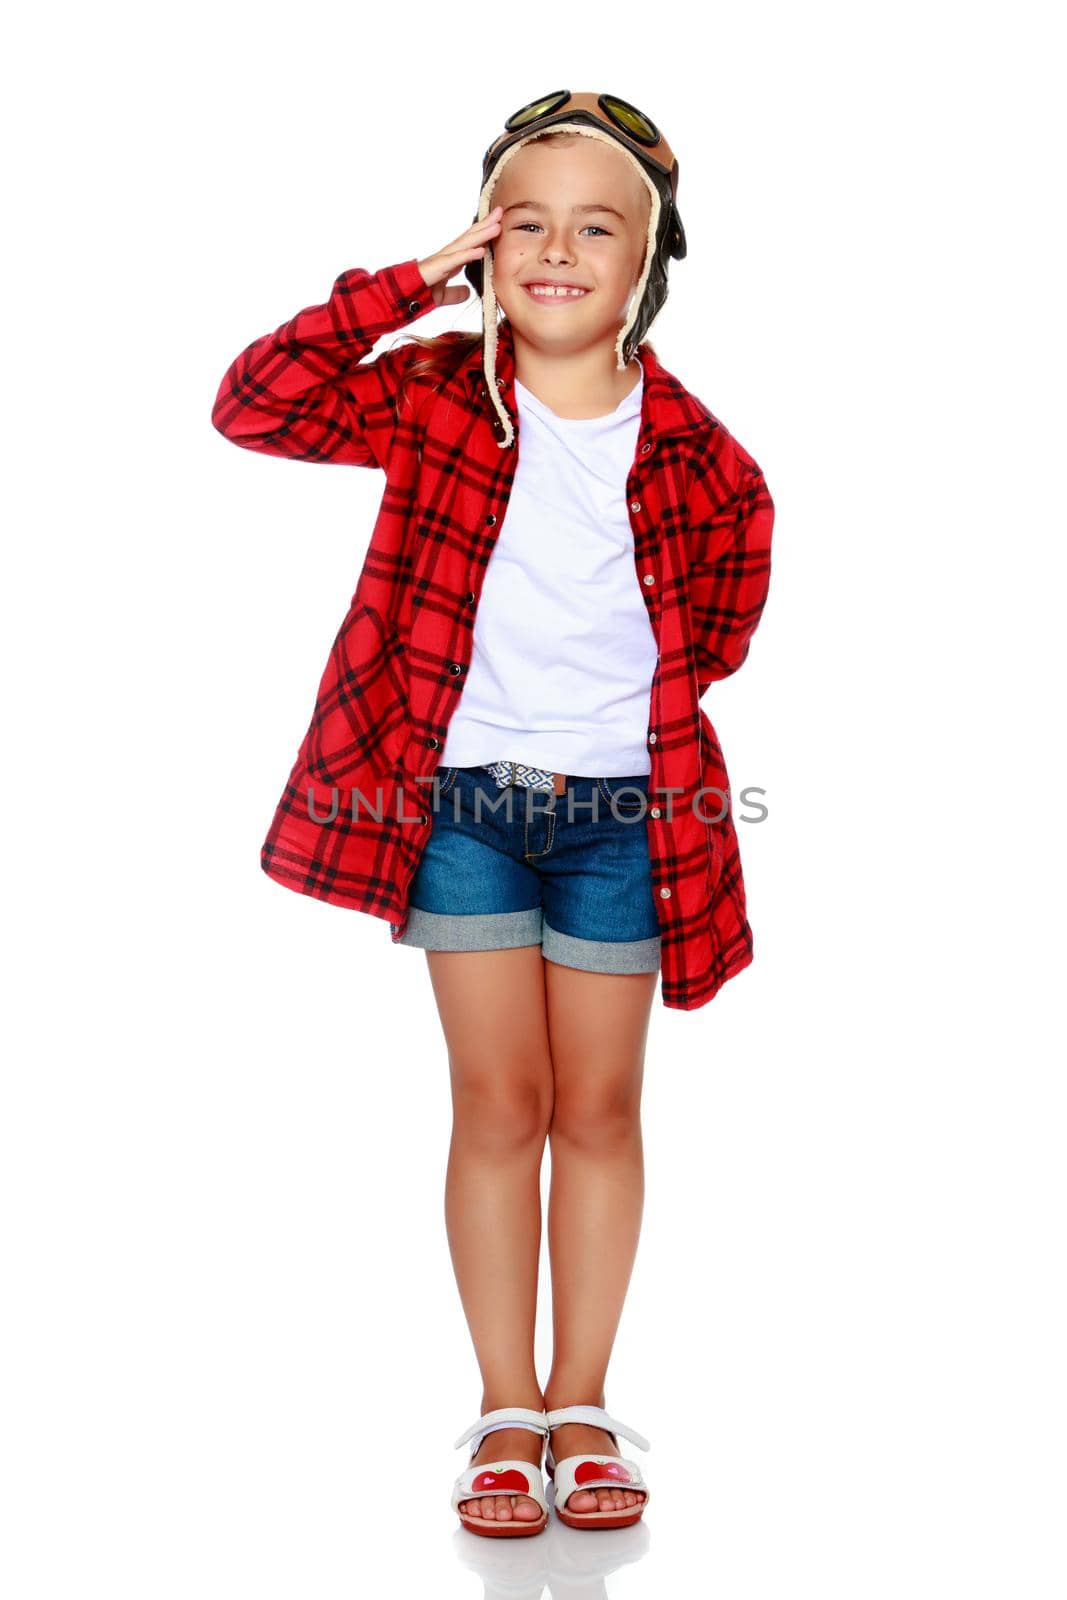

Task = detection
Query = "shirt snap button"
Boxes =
[486,514,496,525]
[630,500,641,513]
[650,806,661,818]
[426,737,440,750]
[659,886,671,899]
[648,731,657,744]
[465,591,476,606]
[407,300,420,314]
[642,573,655,586]
[641,442,652,453]
[449,662,463,675]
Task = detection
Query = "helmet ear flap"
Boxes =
[464,209,487,296]
[665,158,686,259]
[619,175,681,364]
[464,256,484,296]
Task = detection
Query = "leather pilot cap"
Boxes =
[463,91,687,447]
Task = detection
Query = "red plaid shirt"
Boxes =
[212,258,774,1010]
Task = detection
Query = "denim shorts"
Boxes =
[391,765,662,975]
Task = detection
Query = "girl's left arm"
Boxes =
[686,439,775,697]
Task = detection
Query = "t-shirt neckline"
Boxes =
[514,362,643,425]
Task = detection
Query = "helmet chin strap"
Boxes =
[475,122,662,449]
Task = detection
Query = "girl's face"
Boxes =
[488,136,651,357]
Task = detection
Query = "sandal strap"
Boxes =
[545,1403,650,1452]
[549,1450,649,1508]
[451,1458,549,1515]
[453,1405,550,1454]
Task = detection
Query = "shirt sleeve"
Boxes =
[686,443,775,696]
[210,258,438,470]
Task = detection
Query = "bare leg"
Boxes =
[426,946,555,1525]
[542,963,657,1516]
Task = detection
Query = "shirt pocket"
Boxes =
[299,601,409,786]
[697,710,728,893]
[704,810,725,894]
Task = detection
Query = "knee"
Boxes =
[451,1062,553,1155]
[548,1079,642,1153]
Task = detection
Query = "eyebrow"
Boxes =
[501,200,628,221]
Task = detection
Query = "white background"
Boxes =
[4,3,1064,1596]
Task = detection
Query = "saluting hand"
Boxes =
[416,207,503,307]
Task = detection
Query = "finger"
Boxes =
[440,208,503,254]
[438,243,490,263]
[429,244,488,282]
[462,205,503,235]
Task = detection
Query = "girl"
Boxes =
[212,91,774,1537]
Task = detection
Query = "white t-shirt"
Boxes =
[440,360,656,777]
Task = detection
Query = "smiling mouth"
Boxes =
[522,283,591,303]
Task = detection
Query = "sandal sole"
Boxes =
[457,1512,549,1537]
[554,1504,646,1529]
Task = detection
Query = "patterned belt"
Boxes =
[484,760,567,796]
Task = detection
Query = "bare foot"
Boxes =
[457,1426,546,1525]
[548,1422,647,1515]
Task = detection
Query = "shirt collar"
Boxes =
[461,317,713,447]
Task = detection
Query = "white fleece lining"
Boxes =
[475,123,662,448]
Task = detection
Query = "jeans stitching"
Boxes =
[598,776,646,817]
[524,803,556,860]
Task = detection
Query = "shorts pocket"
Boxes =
[597,775,649,817]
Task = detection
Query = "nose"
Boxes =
[539,224,577,265]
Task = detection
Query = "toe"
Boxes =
[566,1488,599,1512]
[566,1484,646,1514]
[462,1492,542,1523]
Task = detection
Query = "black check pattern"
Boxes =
[212,259,774,1009]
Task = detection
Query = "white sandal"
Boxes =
[451,1405,551,1537]
[545,1403,651,1529]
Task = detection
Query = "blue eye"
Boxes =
[514,223,611,237]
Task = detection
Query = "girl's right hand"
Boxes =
[416,207,503,307]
